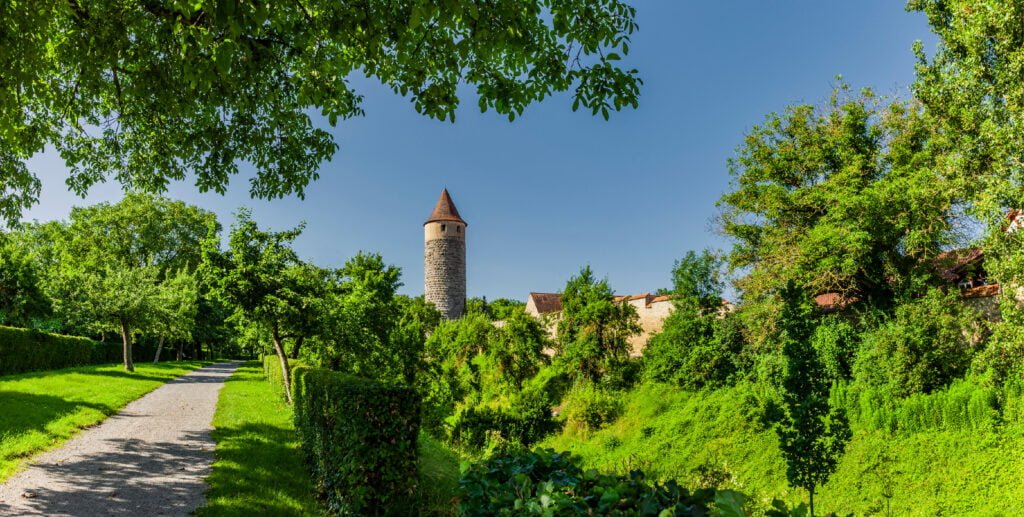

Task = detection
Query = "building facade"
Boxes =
[424,189,467,319]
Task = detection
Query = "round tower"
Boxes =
[424,188,467,319]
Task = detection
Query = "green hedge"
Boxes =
[264,355,422,515]
[0,326,123,376]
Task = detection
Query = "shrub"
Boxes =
[291,366,421,516]
[0,325,121,376]
[457,448,745,516]
[561,383,623,432]
[449,388,559,451]
[853,288,977,397]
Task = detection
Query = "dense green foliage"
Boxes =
[287,362,421,516]
[199,362,321,516]
[718,86,956,330]
[0,0,640,224]
[773,284,850,516]
[0,326,120,376]
[541,378,1024,516]
[555,266,641,383]
[0,361,206,482]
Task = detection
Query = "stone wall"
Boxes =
[424,222,466,319]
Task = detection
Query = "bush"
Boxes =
[0,325,121,376]
[561,383,623,432]
[291,365,421,516]
[449,388,559,451]
[457,448,746,516]
[853,288,977,397]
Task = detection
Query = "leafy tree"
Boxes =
[205,209,318,401]
[774,282,851,517]
[0,1,641,224]
[487,311,551,389]
[853,288,978,397]
[149,269,199,363]
[643,251,746,389]
[43,194,213,370]
[466,297,527,321]
[554,266,640,382]
[719,86,958,314]
[0,232,52,328]
[909,0,1024,221]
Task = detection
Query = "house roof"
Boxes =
[962,284,1001,298]
[527,292,562,314]
[934,247,985,283]
[814,292,859,311]
[425,188,466,225]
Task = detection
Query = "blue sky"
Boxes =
[23,2,936,301]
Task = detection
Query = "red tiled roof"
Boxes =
[814,292,859,311]
[528,292,562,314]
[425,188,466,225]
[962,284,1001,298]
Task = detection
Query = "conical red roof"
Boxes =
[425,189,467,225]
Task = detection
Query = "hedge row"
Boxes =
[0,326,123,376]
[264,355,422,516]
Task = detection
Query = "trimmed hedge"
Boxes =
[264,355,422,516]
[0,326,122,376]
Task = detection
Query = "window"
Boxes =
[457,226,461,233]
[441,224,446,232]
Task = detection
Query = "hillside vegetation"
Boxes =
[542,380,1024,516]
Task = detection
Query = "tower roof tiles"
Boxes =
[425,189,466,225]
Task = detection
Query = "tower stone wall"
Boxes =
[424,189,467,319]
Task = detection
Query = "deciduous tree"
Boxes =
[0,0,641,224]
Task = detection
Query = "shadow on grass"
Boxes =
[0,392,114,446]
[199,422,320,517]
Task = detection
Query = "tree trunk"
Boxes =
[289,335,305,359]
[153,336,165,363]
[809,487,815,517]
[272,322,293,403]
[176,341,183,361]
[119,317,134,372]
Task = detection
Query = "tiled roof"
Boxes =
[962,284,1001,298]
[425,188,466,225]
[528,292,562,314]
[814,292,859,311]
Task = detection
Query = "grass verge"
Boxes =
[418,433,461,515]
[0,360,208,482]
[198,362,320,516]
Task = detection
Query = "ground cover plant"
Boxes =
[0,361,207,481]
[198,362,321,516]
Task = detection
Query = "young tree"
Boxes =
[555,266,640,382]
[774,282,851,517]
[0,1,641,224]
[204,209,320,402]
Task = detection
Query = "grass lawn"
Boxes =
[198,362,321,516]
[0,360,208,482]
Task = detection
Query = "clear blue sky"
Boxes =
[23,2,936,301]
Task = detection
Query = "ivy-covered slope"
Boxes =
[541,381,1024,516]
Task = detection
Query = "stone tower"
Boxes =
[424,189,467,319]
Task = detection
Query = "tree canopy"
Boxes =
[718,86,958,310]
[0,0,641,225]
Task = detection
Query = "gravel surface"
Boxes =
[0,361,241,516]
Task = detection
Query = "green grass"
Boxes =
[0,360,208,482]
[418,433,461,515]
[540,381,1024,516]
[198,362,321,516]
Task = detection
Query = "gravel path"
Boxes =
[0,361,242,516]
